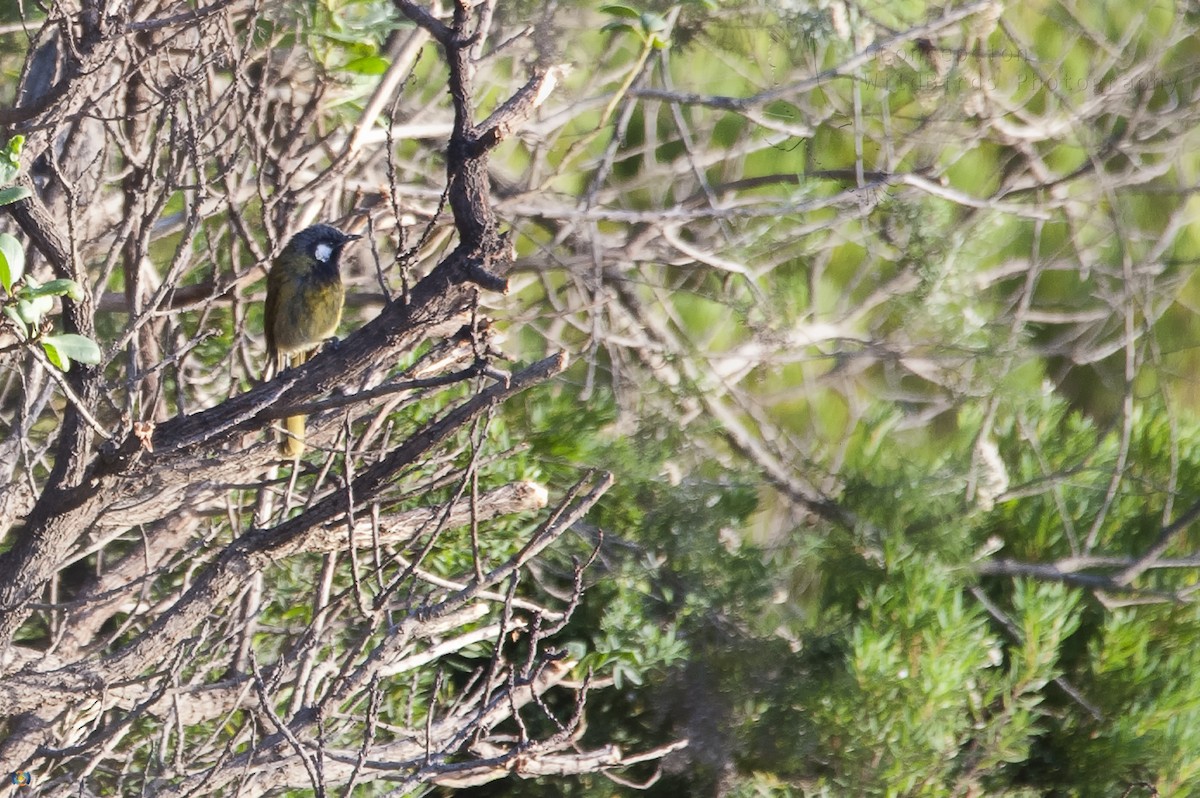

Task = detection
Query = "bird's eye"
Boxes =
[314,242,333,262]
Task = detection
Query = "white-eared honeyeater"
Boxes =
[264,223,360,457]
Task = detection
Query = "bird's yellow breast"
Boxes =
[269,269,345,354]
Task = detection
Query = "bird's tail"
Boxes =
[278,349,307,458]
[281,414,305,458]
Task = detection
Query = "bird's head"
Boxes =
[284,224,361,271]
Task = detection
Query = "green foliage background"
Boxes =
[494,0,1200,795]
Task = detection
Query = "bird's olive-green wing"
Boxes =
[264,257,286,364]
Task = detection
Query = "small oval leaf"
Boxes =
[30,294,53,316]
[601,21,637,34]
[16,298,40,325]
[342,55,390,75]
[43,333,102,366]
[41,337,68,371]
[25,279,82,300]
[3,134,24,162]
[3,306,28,339]
[0,232,23,294]
[640,11,666,32]
[0,185,31,206]
[600,4,642,18]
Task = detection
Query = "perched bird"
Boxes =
[264,223,360,457]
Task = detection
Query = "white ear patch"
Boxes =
[314,242,333,262]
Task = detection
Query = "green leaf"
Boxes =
[601,21,637,34]
[41,337,68,370]
[0,232,23,294]
[0,135,24,185]
[600,4,642,18]
[42,333,102,367]
[2,135,24,165]
[29,294,53,317]
[0,185,30,206]
[640,11,666,32]
[3,306,28,339]
[315,29,377,49]
[16,299,41,325]
[342,55,390,75]
[64,280,86,302]
[24,279,84,301]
